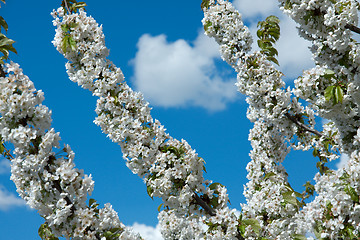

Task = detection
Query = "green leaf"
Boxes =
[38,223,59,240]
[263,172,276,180]
[292,234,307,240]
[2,44,17,54]
[282,191,299,206]
[157,203,163,212]
[344,185,359,203]
[201,0,210,9]
[0,16,8,32]
[0,143,4,154]
[0,37,14,47]
[238,224,246,235]
[74,2,86,8]
[204,21,212,32]
[267,56,279,65]
[0,48,9,60]
[210,196,219,208]
[209,182,224,191]
[243,219,261,234]
[323,69,335,79]
[61,36,69,52]
[68,36,76,51]
[147,185,154,200]
[89,198,96,207]
[266,15,280,24]
[324,85,335,102]
[334,86,343,104]
[61,24,70,33]
[257,29,264,39]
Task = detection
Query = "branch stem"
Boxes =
[63,0,71,14]
[284,112,323,137]
[345,24,360,35]
[193,192,216,216]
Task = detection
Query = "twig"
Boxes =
[284,112,323,137]
[63,0,71,14]
[193,192,216,216]
[345,24,360,35]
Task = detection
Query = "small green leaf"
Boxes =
[68,36,76,51]
[61,36,69,52]
[2,44,17,54]
[61,24,70,33]
[282,191,299,206]
[266,15,280,24]
[267,56,279,65]
[324,85,335,101]
[89,198,96,207]
[335,86,343,103]
[204,21,212,32]
[0,48,9,60]
[147,185,154,200]
[243,219,261,234]
[0,16,8,32]
[201,0,210,9]
[263,172,276,180]
[0,37,14,47]
[38,223,59,240]
[292,234,307,240]
[344,185,359,203]
[323,69,335,79]
[157,203,163,212]
[0,143,4,154]
[209,182,224,191]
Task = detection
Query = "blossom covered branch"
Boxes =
[51,4,247,239]
[0,62,141,239]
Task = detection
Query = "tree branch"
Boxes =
[63,0,71,14]
[193,192,216,216]
[345,24,360,35]
[284,112,323,137]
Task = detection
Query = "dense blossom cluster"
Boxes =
[202,0,360,238]
[203,0,309,238]
[0,62,140,239]
[276,0,360,237]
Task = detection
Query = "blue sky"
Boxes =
[0,0,345,239]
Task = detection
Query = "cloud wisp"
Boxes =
[130,32,238,112]
[130,0,315,111]
[0,185,26,211]
[0,158,10,175]
[130,222,163,240]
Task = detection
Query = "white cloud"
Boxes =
[0,158,11,175]
[277,17,314,79]
[131,0,315,111]
[131,32,238,111]
[130,222,163,240]
[336,153,349,169]
[0,185,26,211]
[233,0,280,19]
[234,0,314,79]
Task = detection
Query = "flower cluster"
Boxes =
[202,0,321,238]
[0,62,140,239]
[274,0,360,237]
